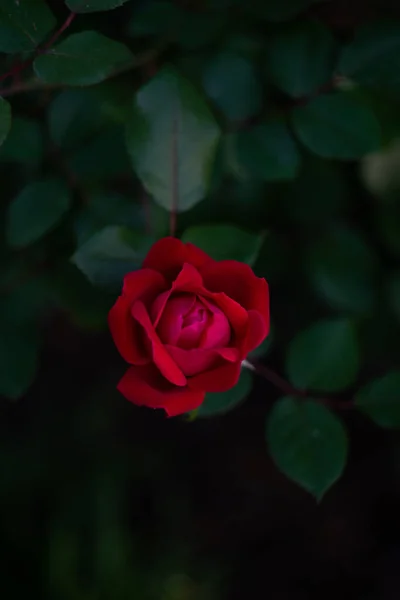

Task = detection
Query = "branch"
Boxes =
[243,359,354,411]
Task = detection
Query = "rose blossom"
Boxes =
[108,237,269,416]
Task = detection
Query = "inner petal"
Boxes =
[177,299,211,350]
[198,296,231,349]
[155,293,196,345]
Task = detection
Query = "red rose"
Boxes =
[108,237,269,416]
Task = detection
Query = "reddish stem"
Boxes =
[169,117,179,237]
[246,359,353,411]
[0,12,75,88]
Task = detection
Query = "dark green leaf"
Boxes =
[286,318,359,392]
[0,0,55,53]
[66,0,131,12]
[181,224,264,265]
[339,22,400,90]
[267,396,348,499]
[71,226,154,288]
[355,372,400,428]
[0,97,11,147]
[202,51,262,121]
[267,21,336,97]
[291,92,381,159]
[34,31,133,86]
[306,226,378,314]
[232,119,300,181]
[0,117,43,165]
[126,67,220,212]
[197,369,252,417]
[48,89,104,149]
[6,179,71,248]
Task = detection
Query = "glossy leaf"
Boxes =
[66,0,131,12]
[339,22,400,90]
[202,51,262,121]
[6,179,71,248]
[126,67,220,212]
[267,21,336,97]
[0,117,42,165]
[267,396,348,499]
[233,120,300,181]
[0,97,11,147]
[0,0,55,53]
[286,319,359,392]
[181,224,264,265]
[197,369,252,417]
[355,372,400,428]
[291,92,381,159]
[34,32,133,86]
[306,226,378,314]
[71,226,154,288]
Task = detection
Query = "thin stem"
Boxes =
[0,11,75,90]
[244,358,353,411]
[169,116,178,237]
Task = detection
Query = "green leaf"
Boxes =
[0,117,42,165]
[291,92,381,159]
[267,396,348,499]
[0,330,39,399]
[232,120,300,181]
[6,179,71,248]
[48,89,104,149]
[34,31,133,86]
[197,369,252,417]
[355,372,400,428]
[181,224,264,265]
[286,318,359,393]
[66,0,131,12]
[126,67,220,212]
[71,226,154,288]
[0,97,11,147]
[339,22,400,90]
[306,226,378,314]
[202,51,262,121]
[267,21,336,97]
[0,0,56,53]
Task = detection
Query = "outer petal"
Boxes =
[167,346,238,377]
[243,309,269,356]
[118,365,205,417]
[108,295,149,365]
[200,293,247,345]
[132,301,186,387]
[187,360,242,393]
[122,268,166,304]
[202,260,269,320]
[143,237,212,280]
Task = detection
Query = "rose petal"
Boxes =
[132,301,186,387]
[243,309,269,356]
[118,365,205,417]
[172,262,204,293]
[143,237,212,281]
[187,359,242,393]
[166,346,238,376]
[200,293,247,346]
[108,295,149,365]
[202,260,269,321]
[122,268,166,304]
[156,294,196,345]
[197,298,231,349]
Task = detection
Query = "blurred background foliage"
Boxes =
[1,0,400,598]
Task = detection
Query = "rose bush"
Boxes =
[108,237,270,416]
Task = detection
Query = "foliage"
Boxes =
[1,3,400,590]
